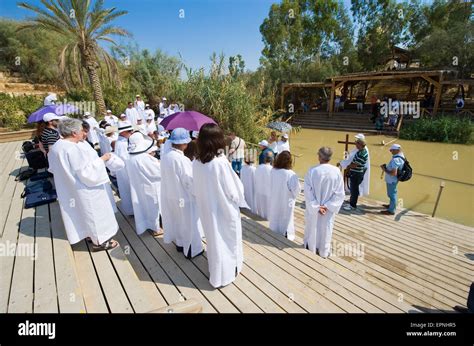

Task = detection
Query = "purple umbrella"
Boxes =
[27,104,79,123]
[159,110,217,131]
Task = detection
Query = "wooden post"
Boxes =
[432,73,444,116]
[432,181,445,218]
[281,84,285,110]
[329,80,335,116]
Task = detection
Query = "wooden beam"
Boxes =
[329,80,335,116]
[420,75,440,89]
[280,84,285,110]
[332,73,439,82]
[433,73,444,116]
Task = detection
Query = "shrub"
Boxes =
[399,116,473,144]
[0,93,43,130]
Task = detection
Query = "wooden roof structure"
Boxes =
[281,69,470,115]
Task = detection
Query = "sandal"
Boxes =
[148,229,164,237]
[92,239,119,252]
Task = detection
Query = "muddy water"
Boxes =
[289,129,474,227]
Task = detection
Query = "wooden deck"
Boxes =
[1,141,472,313]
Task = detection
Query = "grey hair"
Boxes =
[318,146,333,162]
[59,118,83,138]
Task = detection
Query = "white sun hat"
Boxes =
[118,121,134,133]
[258,140,269,147]
[43,112,61,122]
[128,131,157,154]
[389,144,401,151]
[355,133,365,141]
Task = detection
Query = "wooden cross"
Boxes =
[337,134,356,154]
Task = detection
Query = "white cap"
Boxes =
[162,97,167,101]
[258,140,269,147]
[106,109,112,113]
[282,133,289,139]
[355,133,365,141]
[136,94,140,98]
[390,144,401,150]
[43,113,61,122]
[84,111,91,117]
[191,131,199,139]
[119,113,127,118]
[145,103,150,107]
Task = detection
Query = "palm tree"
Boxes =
[17,0,130,115]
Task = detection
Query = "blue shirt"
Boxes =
[258,148,275,165]
[385,153,405,184]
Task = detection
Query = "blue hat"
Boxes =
[169,127,191,144]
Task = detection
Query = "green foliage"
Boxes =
[399,116,473,144]
[0,93,43,130]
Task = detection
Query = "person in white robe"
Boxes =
[254,150,275,219]
[240,156,257,214]
[268,151,301,240]
[192,123,247,288]
[268,131,278,154]
[136,118,147,133]
[161,128,203,258]
[338,133,370,197]
[159,97,167,118]
[144,103,155,121]
[83,111,99,145]
[276,133,290,153]
[126,132,163,236]
[160,136,172,156]
[125,102,141,125]
[104,110,119,127]
[134,95,146,122]
[114,121,134,216]
[145,115,157,136]
[47,118,120,251]
[304,147,345,258]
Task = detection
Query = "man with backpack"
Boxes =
[380,144,410,215]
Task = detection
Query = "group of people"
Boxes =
[38,90,407,288]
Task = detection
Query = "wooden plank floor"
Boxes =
[1,141,472,313]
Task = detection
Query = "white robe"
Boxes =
[254,164,273,219]
[48,139,118,245]
[98,130,112,155]
[161,139,172,156]
[85,117,99,144]
[161,148,203,257]
[339,147,370,196]
[125,107,141,125]
[145,122,157,135]
[276,140,290,153]
[192,154,247,288]
[127,152,161,234]
[114,136,134,215]
[104,115,119,127]
[303,164,345,258]
[240,164,256,213]
[268,168,301,240]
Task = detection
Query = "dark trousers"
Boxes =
[349,171,365,208]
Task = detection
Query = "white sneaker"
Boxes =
[343,205,355,211]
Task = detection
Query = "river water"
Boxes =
[289,129,474,227]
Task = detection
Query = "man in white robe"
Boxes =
[144,104,155,120]
[338,133,370,197]
[104,110,119,127]
[114,121,134,216]
[254,150,274,219]
[48,118,119,250]
[159,97,167,118]
[161,128,203,258]
[126,132,162,236]
[125,102,141,125]
[193,150,247,288]
[276,133,290,153]
[304,146,345,258]
[83,111,99,146]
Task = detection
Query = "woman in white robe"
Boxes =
[126,132,162,236]
[304,147,345,258]
[114,122,134,216]
[161,128,203,258]
[240,161,256,213]
[48,118,119,250]
[192,123,247,288]
[254,151,274,219]
[268,151,301,240]
[338,133,370,196]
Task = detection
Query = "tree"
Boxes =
[17,0,130,115]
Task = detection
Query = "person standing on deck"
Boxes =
[192,123,247,288]
[40,112,61,154]
[304,147,345,258]
[126,132,163,237]
[258,140,275,165]
[240,154,257,214]
[254,149,274,219]
[161,128,204,259]
[47,118,120,251]
[339,134,370,212]
[276,133,290,153]
[228,132,245,176]
[114,121,134,216]
[380,144,405,216]
[268,151,301,240]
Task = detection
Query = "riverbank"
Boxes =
[291,128,474,227]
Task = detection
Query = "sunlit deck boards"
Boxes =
[1,141,472,313]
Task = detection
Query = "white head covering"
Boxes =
[118,121,134,133]
[128,131,157,154]
[259,140,269,147]
[390,144,401,151]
